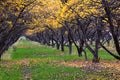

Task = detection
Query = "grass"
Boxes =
[0,38,118,80]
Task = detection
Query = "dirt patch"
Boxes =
[1,53,11,60]
[60,60,120,79]
[60,60,120,72]
[0,59,40,67]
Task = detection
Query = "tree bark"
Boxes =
[68,35,72,54]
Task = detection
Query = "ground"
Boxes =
[0,39,120,80]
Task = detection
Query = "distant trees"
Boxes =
[25,0,120,63]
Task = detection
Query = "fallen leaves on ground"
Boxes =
[0,59,40,68]
[60,60,120,79]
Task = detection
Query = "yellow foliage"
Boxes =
[7,21,13,27]
[57,0,102,23]
[26,0,62,33]
[0,0,104,35]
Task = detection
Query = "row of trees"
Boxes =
[0,0,120,62]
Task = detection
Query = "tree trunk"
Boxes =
[92,18,101,63]
[68,34,72,54]
[77,40,84,57]
[92,54,99,63]
[51,35,55,48]
[61,44,64,52]
[61,34,64,52]
[69,42,72,54]
[56,42,60,50]
[0,27,26,59]
[77,47,82,57]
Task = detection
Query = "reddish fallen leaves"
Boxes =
[0,59,40,68]
[60,60,120,79]
[61,60,120,72]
